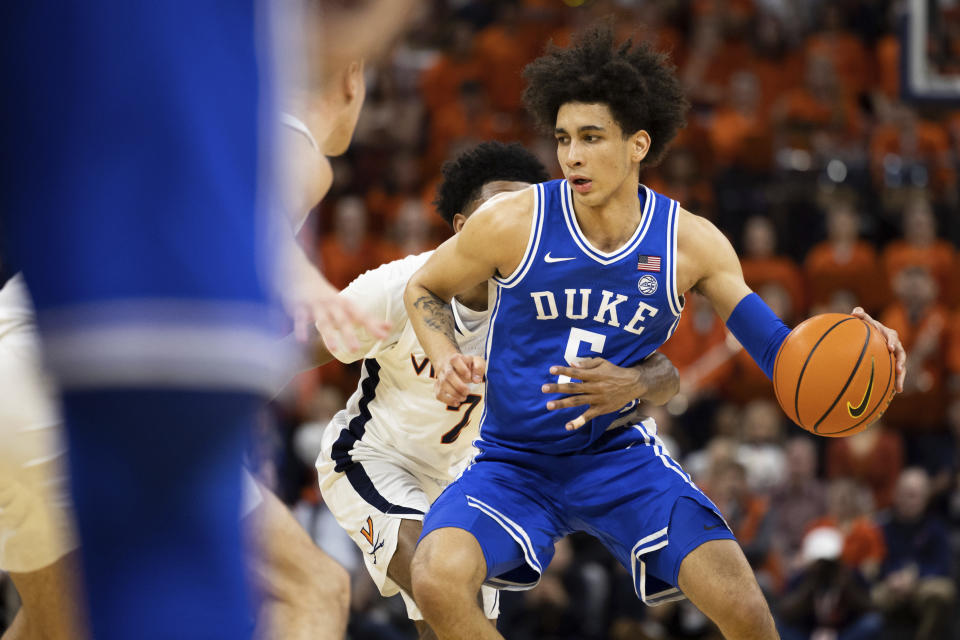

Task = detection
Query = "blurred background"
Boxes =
[5,1,958,638]
[274,1,960,638]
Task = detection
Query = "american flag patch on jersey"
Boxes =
[637,255,661,272]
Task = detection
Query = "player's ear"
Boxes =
[631,130,651,164]
[452,213,467,233]
[343,59,365,103]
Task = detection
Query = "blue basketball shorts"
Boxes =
[420,419,735,605]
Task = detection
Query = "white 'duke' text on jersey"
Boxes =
[529,288,659,336]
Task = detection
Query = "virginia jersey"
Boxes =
[480,180,683,455]
[321,252,489,481]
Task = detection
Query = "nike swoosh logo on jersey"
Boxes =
[544,252,575,263]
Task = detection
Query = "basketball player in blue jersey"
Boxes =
[310,141,681,640]
[0,2,414,639]
[403,25,907,640]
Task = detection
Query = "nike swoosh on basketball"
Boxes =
[846,356,875,418]
[544,252,575,263]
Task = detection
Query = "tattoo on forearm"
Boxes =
[413,292,458,347]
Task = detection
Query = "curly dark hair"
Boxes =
[522,22,688,167]
[433,141,550,228]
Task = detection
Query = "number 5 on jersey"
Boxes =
[442,394,482,444]
[559,327,606,383]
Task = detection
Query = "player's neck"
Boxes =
[282,91,337,154]
[455,282,489,312]
[570,177,643,253]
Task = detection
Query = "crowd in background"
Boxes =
[252,1,960,638]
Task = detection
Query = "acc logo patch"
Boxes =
[638,274,658,296]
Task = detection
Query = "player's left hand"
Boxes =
[542,357,647,431]
[851,307,906,393]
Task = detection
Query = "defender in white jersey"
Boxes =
[315,142,681,637]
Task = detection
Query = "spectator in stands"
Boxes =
[644,145,716,221]
[365,150,426,227]
[710,71,771,170]
[740,216,806,315]
[319,196,377,289]
[949,308,960,390]
[738,399,787,492]
[771,437,828,570]
[686,434,740,487]
[745,11,805,117]
[805,4,872,96]
[772,53,862,153]
[826,422,904,510]
[352,67,425,150]
[882,194,958,306]
[873,468,956,640]
[424,79,508,175]
[777,526,883,640]
[804,198,885,313]
[681,7,751,109]
[707,459,781,592]
[806,478,887,581]
[473,2,531,115]
[880,266,949,433]
[658,292,734,401]
[419,20,480,115]
[870,102,954,198]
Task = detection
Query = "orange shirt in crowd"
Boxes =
[424,99,513,176]
[747,52,806,118]
[804,240,885,312]
[657,294,733,392]
[826,427,904,509]
[318,237,380,290]
[947,309,960,377]
[720,346,775,405]
[879,302,950,428]
[419,55,482,114]
[692,0,755,17]
[806,32,873,95]
[643,173,716,221]
[881,240,959,306]
[709,107,770,168]
[365,188,406,223]
[691,39,754,102]
[774,87,863,144]
[474,23,532,114]
[876,35,900,99]
[805,515,887,570]
[741,256,807,316]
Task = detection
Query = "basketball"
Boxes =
[773,314,896,437]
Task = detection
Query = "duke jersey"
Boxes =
[481,180,683,455]
[321,252,489,481]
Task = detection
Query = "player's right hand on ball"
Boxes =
[434,353,485,407]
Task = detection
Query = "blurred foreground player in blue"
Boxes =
[404,24,906,640]
[0,2,412,639]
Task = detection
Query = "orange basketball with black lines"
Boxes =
[773,314,896,437]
